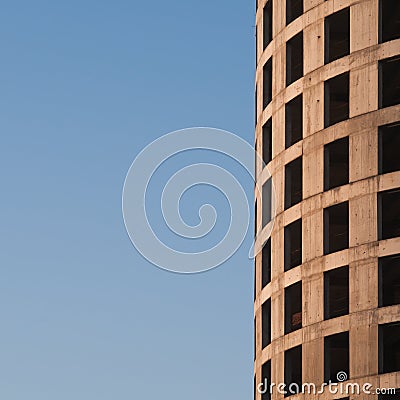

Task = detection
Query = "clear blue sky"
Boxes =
[0,1,256,399]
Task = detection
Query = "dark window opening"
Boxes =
[324,137,349,190]
[255,199,258,238]
[285,219,302,271]
[379,254,400,307]
[286,32,303,86]
[324,72,349,128]
[324,266,349,319]
[255,139,258,176]
[263,0,273,49]
[263,119,272,165]
[325,332,349,383]
[262,238,271,288]
[262,179,272,227]
[285,94,303,148]
[324,202,349,255]
[324,8,350,64]
[261,360,272,400]
[254,264,256,301]
[285,157,302,209]
[378,189,400,240]
[285,281,302,334]
[379,122,400,174]
[254,317,256,357]
[379,0,400,43]
[379,56,400,109]
[286,0,303,25]
[255,88,258,126]
[262,298,271,348]
[379,322,400,374]
[284,345,302,397]
[263,59,273,109]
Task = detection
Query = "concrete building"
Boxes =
[254,0,400,399]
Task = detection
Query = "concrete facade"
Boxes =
[254,0,400,399]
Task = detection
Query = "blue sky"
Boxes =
[0,1,256,399]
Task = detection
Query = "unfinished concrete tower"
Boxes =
[254,0,400,399]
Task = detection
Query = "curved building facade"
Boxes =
[254,1,400,399]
